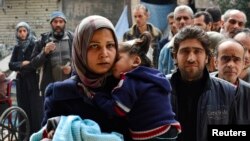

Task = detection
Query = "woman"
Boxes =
[42,15,130,140]
[9,22,43,137]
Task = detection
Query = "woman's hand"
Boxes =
[21,60,30,67]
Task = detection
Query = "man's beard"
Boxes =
[52,26,65,40]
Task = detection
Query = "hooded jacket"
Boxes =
[94,66,181,140]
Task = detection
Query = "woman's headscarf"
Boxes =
[15,21,35,52]
[72,15,118,88]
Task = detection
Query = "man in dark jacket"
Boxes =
[31,11,74,97]
[123,4,162,68]
[213,38,250,124]
[168,26,237,141]
[234,28,250,83]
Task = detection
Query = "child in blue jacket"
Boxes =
[93,32,181,141]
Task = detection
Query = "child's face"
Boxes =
[87,28,117,74]
[113,52,134,79]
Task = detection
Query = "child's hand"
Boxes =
[41,138,52,141]
[47,130,55,139]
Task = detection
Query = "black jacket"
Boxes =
[168,69,237,141]
[42,75,132,140]
[235,79,250,124]
[30,31,74,95]
[210,72,250,124]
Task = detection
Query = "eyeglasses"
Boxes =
[228,19,245,27]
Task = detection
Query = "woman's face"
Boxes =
[17,27,28,40]
[87,28,117,74]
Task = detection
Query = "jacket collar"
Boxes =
[170,68,211,95]
[129,23,160,37]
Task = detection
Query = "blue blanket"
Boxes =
[30,115,124,141]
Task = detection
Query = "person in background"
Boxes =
[193,11,212,31]
[159,12,178,54]
[93,32,181,141]
[168,25,236,141]
[42,15,131,140]
[123,4,162,68]
[206,31,226,72]
[31,11,74,97]
[9,21,43,137]
[0,71,10,115]
[233,28,250,83]
[221,9,247,38]
[158,5,194,75]
[205,7,222,32]
[214,39,250,124]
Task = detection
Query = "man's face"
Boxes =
[194,15,211,31]
[174,39,208,81]
[174,11,193,30]
[215,41,245,84]
[133,8,148,27]
[234,33,250,69]
[168,17,178,35]
[222,12,245,37]
[51,17,66,33]
[211,20,222,32]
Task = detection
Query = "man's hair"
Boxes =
[233,28,250,38]
[119,32,152,67]
[207,31,226,55]
[222,9,247,23]
[214,38,246,58]
[173,25,211,56]
[133,4,149,15]
[174,5,194,19]
[205,7,221,22]
[167,12,174,21]
[194,11,213,24]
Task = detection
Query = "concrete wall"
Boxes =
[63,0,124,32]
[0,0,124,46]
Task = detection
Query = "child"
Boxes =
[0,72,10,115]
[93,32,181,140]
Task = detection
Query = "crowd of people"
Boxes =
[0,1,249,141]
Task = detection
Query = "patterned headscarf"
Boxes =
[72,15,118,88]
